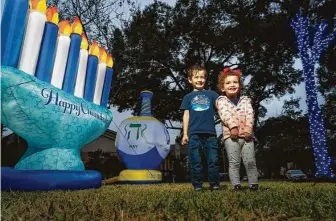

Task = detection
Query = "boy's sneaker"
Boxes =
[249,184,259,191]
[194,186,203,191]
[210,185,220,191]
[233,184,243,191]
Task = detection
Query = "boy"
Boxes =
[180,65,220,191]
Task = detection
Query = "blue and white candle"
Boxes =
[50,20,71,89]
[83,41,99,102]
[62,17,83,94]
[101,54,114,107]
[35,7,59,83]
[18,0,47,75]
[74,33,89,98]
[93,47,107,105]
[1,0,28,67]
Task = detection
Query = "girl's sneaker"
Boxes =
[249,184,259,191]
[233,184,243,191]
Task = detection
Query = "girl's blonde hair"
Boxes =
[217,68,243,94]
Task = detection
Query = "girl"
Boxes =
[216,68,259,191]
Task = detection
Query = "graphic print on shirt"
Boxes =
[191,95,210,111]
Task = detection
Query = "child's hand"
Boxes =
[181,135,189,145]
[230,127,239,140]
[244,132,253,142]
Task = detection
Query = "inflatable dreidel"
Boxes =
[106,90,171,184]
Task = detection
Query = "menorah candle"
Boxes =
[93,47,107,105]
[62,17,83,94]
[83,41,99,102]
[50,20,71,89]
[74,33,89,98]
[35,7,59,83]
[1,0,4,15]
[101,54,114,107]
[18,0,47,75]
[1,0,28,67]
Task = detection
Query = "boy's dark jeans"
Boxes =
[188,134,219,188]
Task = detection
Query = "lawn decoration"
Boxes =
[1,0,114,191]
[291,11,335,178]
[106,91,171,184]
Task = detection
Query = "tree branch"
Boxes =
[148,60,187,92]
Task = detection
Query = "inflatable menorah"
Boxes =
[1,0,113,191]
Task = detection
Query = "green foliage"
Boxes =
[1,182,336,220]
[282,97,303,119]
[322,93,336,158]
[318,49,336,97]
[255,115,313,176]
[318,46,336,155]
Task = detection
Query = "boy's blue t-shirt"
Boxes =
[180,90,219,135]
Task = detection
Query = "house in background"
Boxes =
[81,129,117,163]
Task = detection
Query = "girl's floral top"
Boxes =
[216,96,254,140]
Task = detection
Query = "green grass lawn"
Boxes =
[1,181,336,221]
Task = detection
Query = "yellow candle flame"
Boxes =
[107,54,114,68]
[81,33,89,50]
[46,7,59,24]
[58,20,71,37]
[71,17,83,35]
[89,41,99,57]
[29,0,47,13]
[99,47,107,63]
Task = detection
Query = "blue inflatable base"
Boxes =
[1,167,102,191]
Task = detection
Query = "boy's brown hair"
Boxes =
[217,67,243,92]
[187,65,207,79]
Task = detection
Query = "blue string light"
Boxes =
[291,11,336,178]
